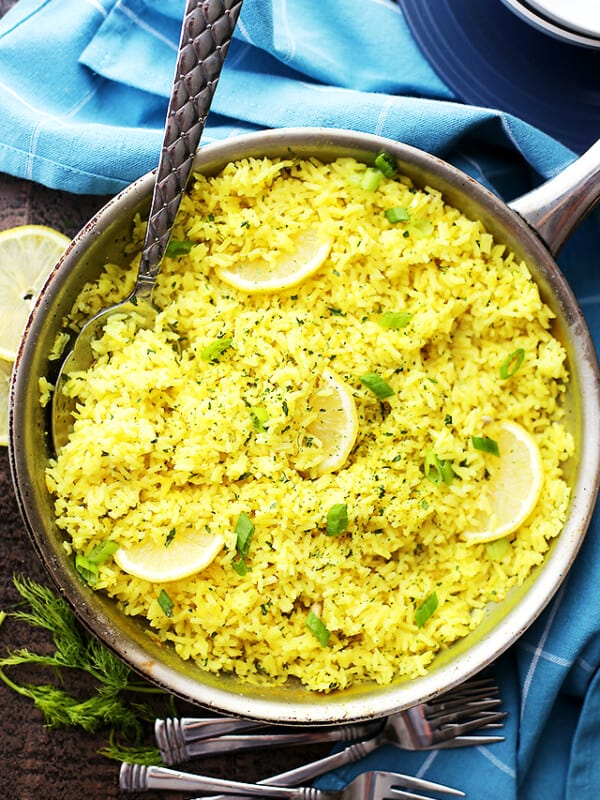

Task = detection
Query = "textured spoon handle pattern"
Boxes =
[139,0,243,287]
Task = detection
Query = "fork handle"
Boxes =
[119,763,324,798]
[158,720,377,762]
[255,740,378,785]
[138,0,243,294]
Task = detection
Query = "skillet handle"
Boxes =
[509,139,600,257]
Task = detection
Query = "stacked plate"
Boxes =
[399,0,600,154]
[501,0,600,48]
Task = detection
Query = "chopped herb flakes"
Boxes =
[165,528,176,547]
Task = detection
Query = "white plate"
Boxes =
[499,0,600,48]
[527,0,600,38]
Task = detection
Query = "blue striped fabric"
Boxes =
[1,2,599,798]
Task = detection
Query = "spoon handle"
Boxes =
[137,0,243,295]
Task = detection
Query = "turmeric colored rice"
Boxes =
[45,155,574,692]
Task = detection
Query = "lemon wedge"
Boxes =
[463,421,544,543]
[114,530,225,583]
[215,229,331,293]
[0,225,70,361]
[306,369,359,475]
[0,358,12,446]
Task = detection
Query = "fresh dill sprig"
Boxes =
[0,576,173,763]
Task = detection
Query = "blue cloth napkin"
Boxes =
[1,2,600,798]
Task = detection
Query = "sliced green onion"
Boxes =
[75,555,99,585]
[235,512,254,557]
[415,591,438,628]
[359,371,394,399]
[158,589,174,617]
[360,168,384,192]
[472,435,500,456]
[424,450,454,486]
[306,610,330,647]
[411,219,434,237]
[485,537,510,561]
[232,511,254,575]
[374,151,398,178]
[250,406,269,432]
[75,540,119,585]
[326,503,348,536]
[165,239,194,257]
[378,310,412,330]
[385,206,410,224]
[201,337,233,362]
[232,556,248,576]
[87,540,119,564]
[499,348,525,380]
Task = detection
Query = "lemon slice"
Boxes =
[0,225,70,361]
[306,369,359,475]
[0,358,12,446]
[215,229,331,293]
[114,530,225,583]
[463,421,544,543]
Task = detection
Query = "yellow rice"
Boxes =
[45,155,573,692]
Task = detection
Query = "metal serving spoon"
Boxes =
[51,0,242,452]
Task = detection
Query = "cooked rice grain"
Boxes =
[46,156,573,692]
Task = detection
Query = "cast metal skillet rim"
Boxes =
[8,127,600,723]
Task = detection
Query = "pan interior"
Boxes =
[9,129,600,722]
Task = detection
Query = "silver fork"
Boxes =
[119,764,465,799]
[156,676,505,765]
[133,683,504,800]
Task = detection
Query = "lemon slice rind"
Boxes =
[0,225,70,362]
[0,358,12,447]
[215,230,331,294]
[306,369,359,476]
[463,420,544,544]
[114,531,225,583]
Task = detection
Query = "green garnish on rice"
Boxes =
[44,155,573,693]
[359,371,394,399]
[306,610,330,647]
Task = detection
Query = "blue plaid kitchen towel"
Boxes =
[1,1,600,797]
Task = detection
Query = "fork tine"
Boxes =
[384,792,455,800]
[430,711,508,743]
[426,698,503,727]
[373,773,465,797]
[431,733,506,749]
[384,788,465,800]
[426,686,499,710]
[424,683,500,714]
